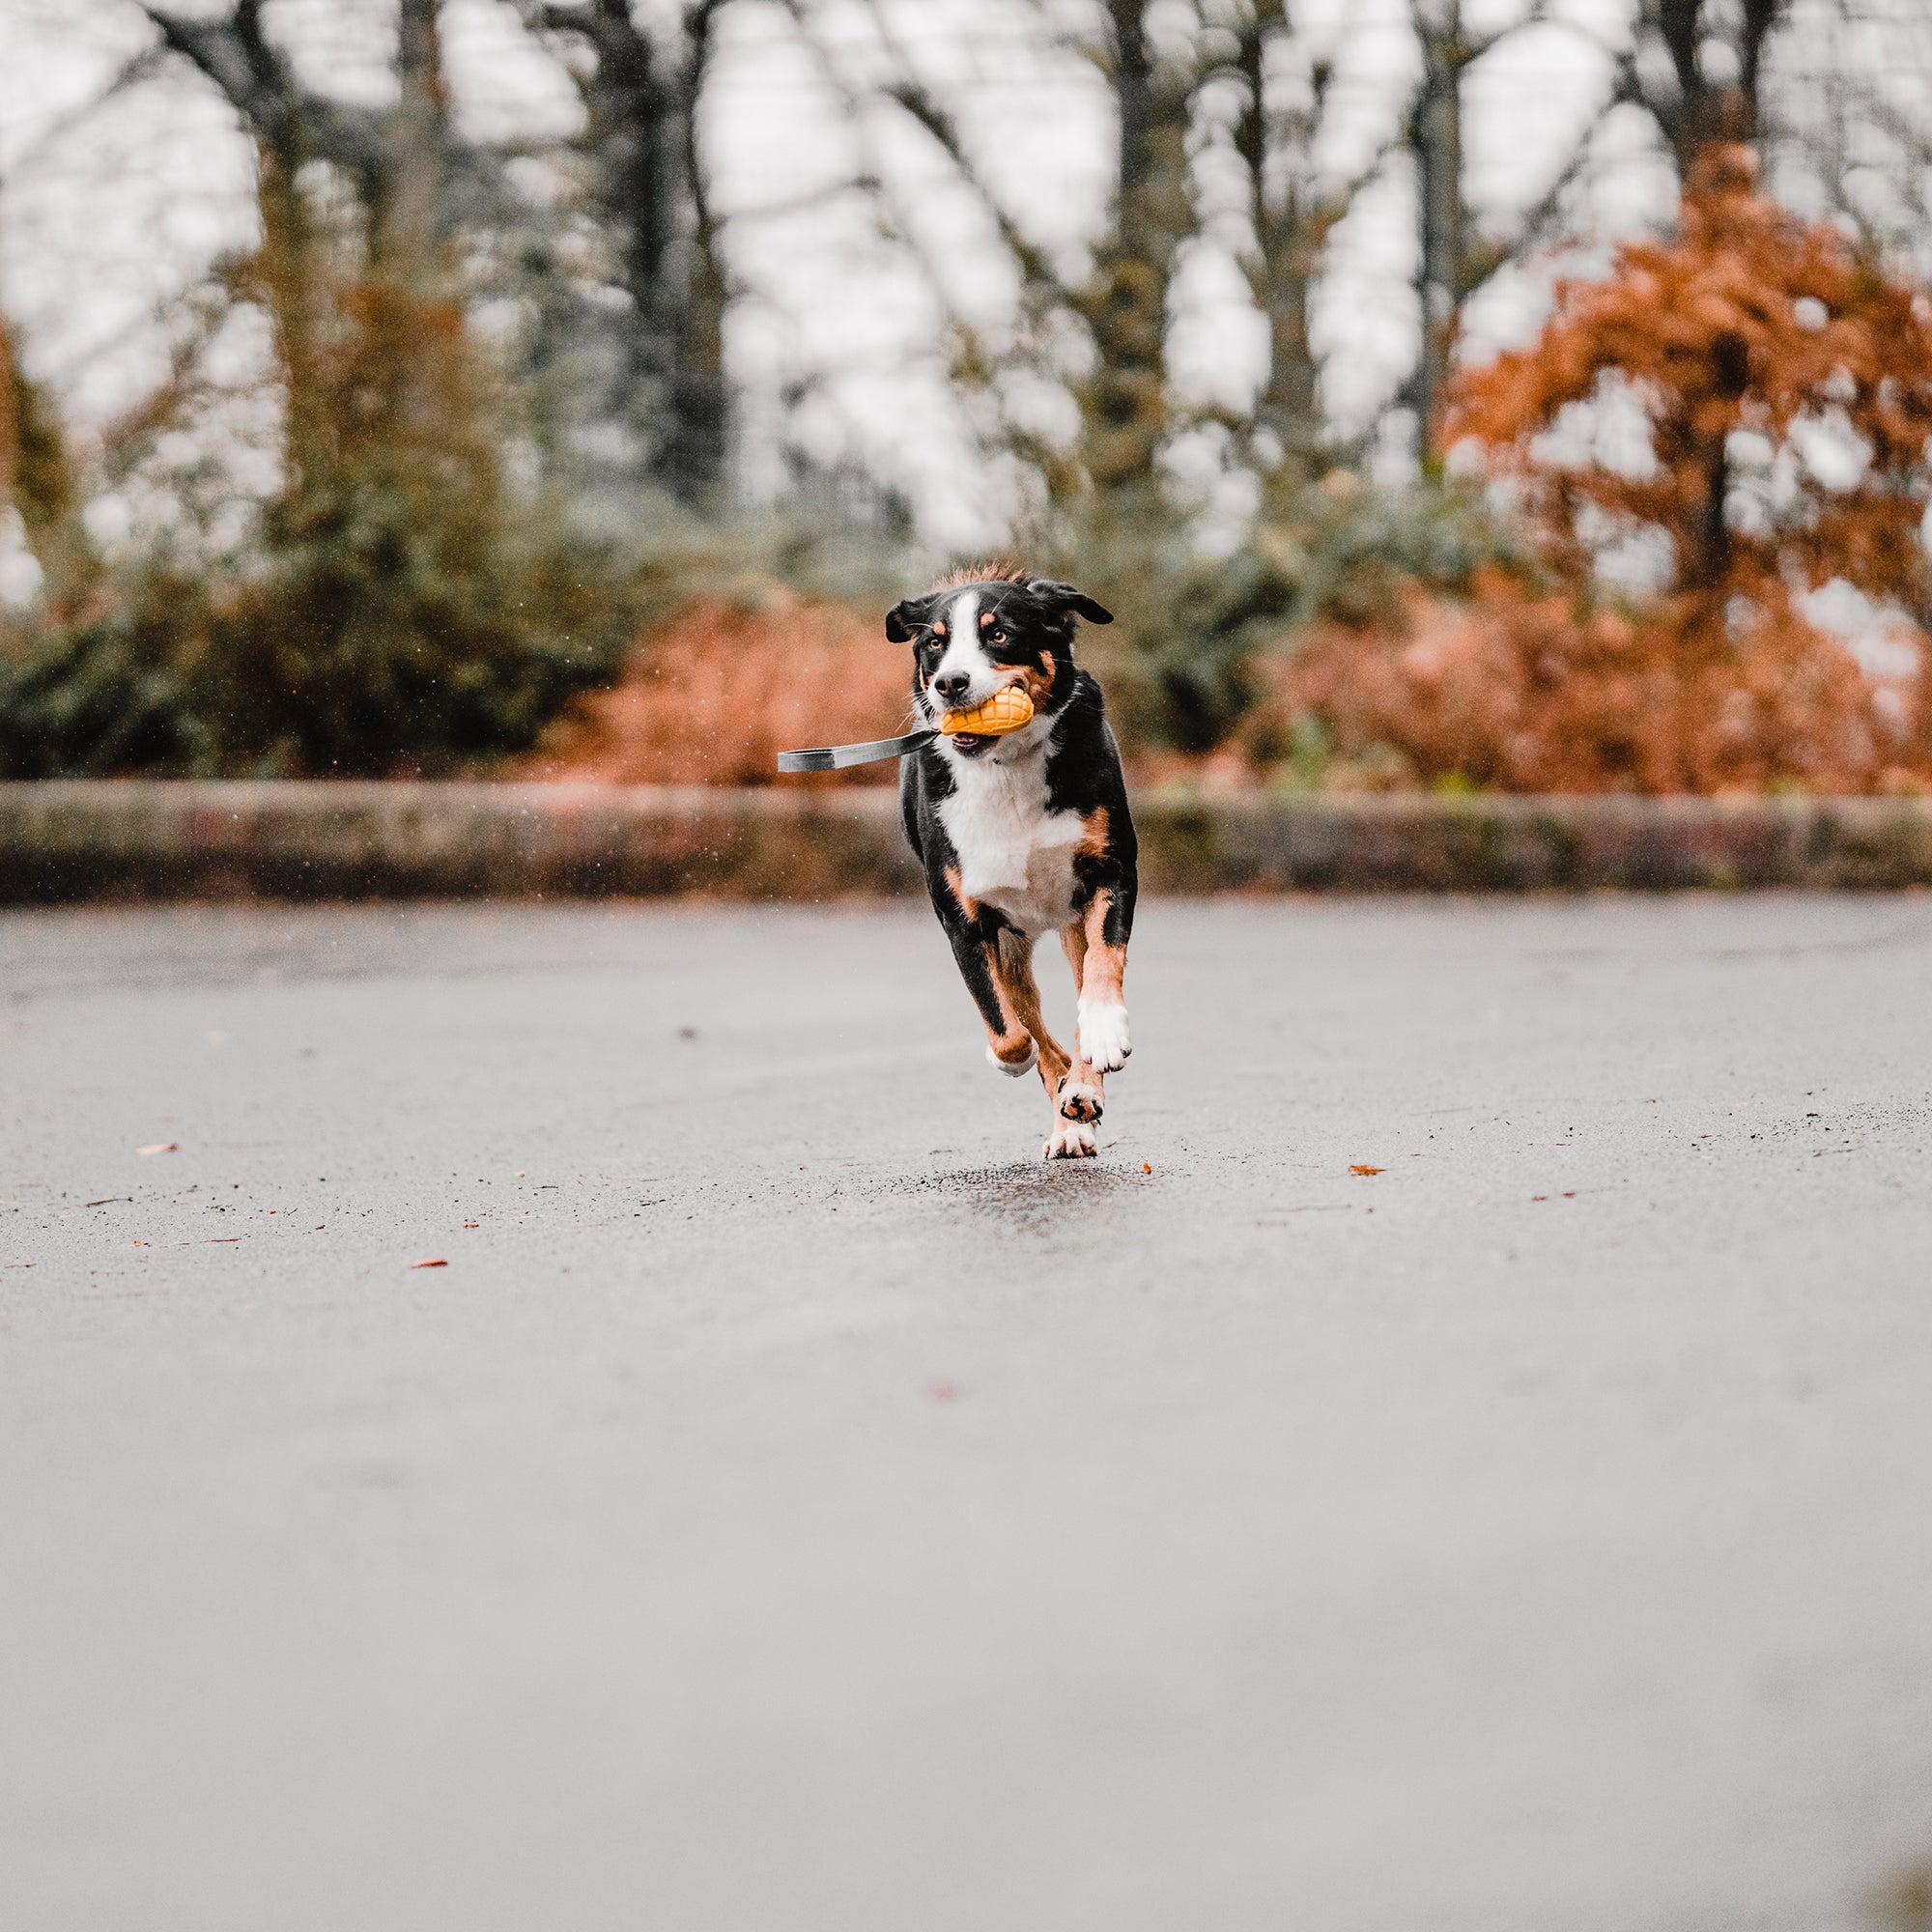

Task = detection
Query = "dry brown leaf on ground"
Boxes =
[1350,1164,1384,1176]
[409,1258,449,1269]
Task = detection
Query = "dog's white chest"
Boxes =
[939,759,1083,937]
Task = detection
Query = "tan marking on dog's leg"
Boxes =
[1078,890,1125,1005]
[991,931,1070,1097]
[1061,918,1089,995]
[980,942,1037,1074]
[1074,890,1131,1072]
[944,868,1035,1073]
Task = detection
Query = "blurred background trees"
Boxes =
[3,0,1932,786]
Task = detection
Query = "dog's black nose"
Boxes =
[933,672,972,702]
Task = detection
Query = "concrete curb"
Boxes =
[6,781,1932,901]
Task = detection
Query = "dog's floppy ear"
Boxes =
[1030,580,1114,626]
[884,597,924,643]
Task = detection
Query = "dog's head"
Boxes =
[888,568,1113,760]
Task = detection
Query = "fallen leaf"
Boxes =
[463,1220,479,1229]
[410,1258,449,1269]
[136,1143,179,1156]
[1141,1161,1151,1175]
[1349,1164,1383,1177]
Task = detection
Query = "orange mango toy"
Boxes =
[939,685,1035,737]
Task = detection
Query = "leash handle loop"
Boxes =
[777,728,936,774]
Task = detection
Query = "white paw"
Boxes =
[1056,1079,1103,1124]
[1077,1001,1131,1072]
[986,1039,1037,1077]
[1043,1117,1097,1160]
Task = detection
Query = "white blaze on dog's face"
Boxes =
[924,590,1001,714]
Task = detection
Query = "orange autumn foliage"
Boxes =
[519,592,910,786]
[1262,570,1915,794]
[1275,146,1932,794]
[1450,147,1932,614]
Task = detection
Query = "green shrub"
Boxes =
[1055,472,1531,754]
[0,266,633,778]
[0,531,622,780]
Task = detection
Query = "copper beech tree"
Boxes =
[1281,147,1932,794]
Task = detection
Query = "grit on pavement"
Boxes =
[4,894,1932,1932]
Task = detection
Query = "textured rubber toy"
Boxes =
[939,685,1035,736]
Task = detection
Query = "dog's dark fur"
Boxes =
[892,565,1137,1160]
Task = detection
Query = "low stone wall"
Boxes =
[5,781,1932,901]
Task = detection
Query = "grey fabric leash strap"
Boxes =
[777,728,936,774]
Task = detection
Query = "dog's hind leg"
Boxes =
[993,930,1094,1160]
[952,928,1037,1076]
[933,885,1037,1078]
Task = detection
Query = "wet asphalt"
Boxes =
[4,895,1932,1932]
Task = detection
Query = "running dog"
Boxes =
[892,565,1137,1160]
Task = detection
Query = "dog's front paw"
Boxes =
[1077,1001,1131,1073]
[1056,1078,1104,1124]
[1043,1117,1097,1160]
[986,1038,1037,1078]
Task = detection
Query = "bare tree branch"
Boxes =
[0,45,169,187]
[774,0,1036,323]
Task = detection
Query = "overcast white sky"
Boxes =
[0,0,1878,552]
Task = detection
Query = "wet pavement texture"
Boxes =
[4,895,1932,1932]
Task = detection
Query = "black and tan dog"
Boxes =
[892,565,1137,1160]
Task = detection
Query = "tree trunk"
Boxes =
[1406,3,1466,459]
[1074,0,1192,501]
[665,0,729,501]
[0,319,18,521]
[558,0,727,502]
[0,318,86,606]
[373,0,447,277]
[1237,0,1345,491]
[134,6,339,493]
[1642,0,1782,174]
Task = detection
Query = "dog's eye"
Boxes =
[990,628,1008,644]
